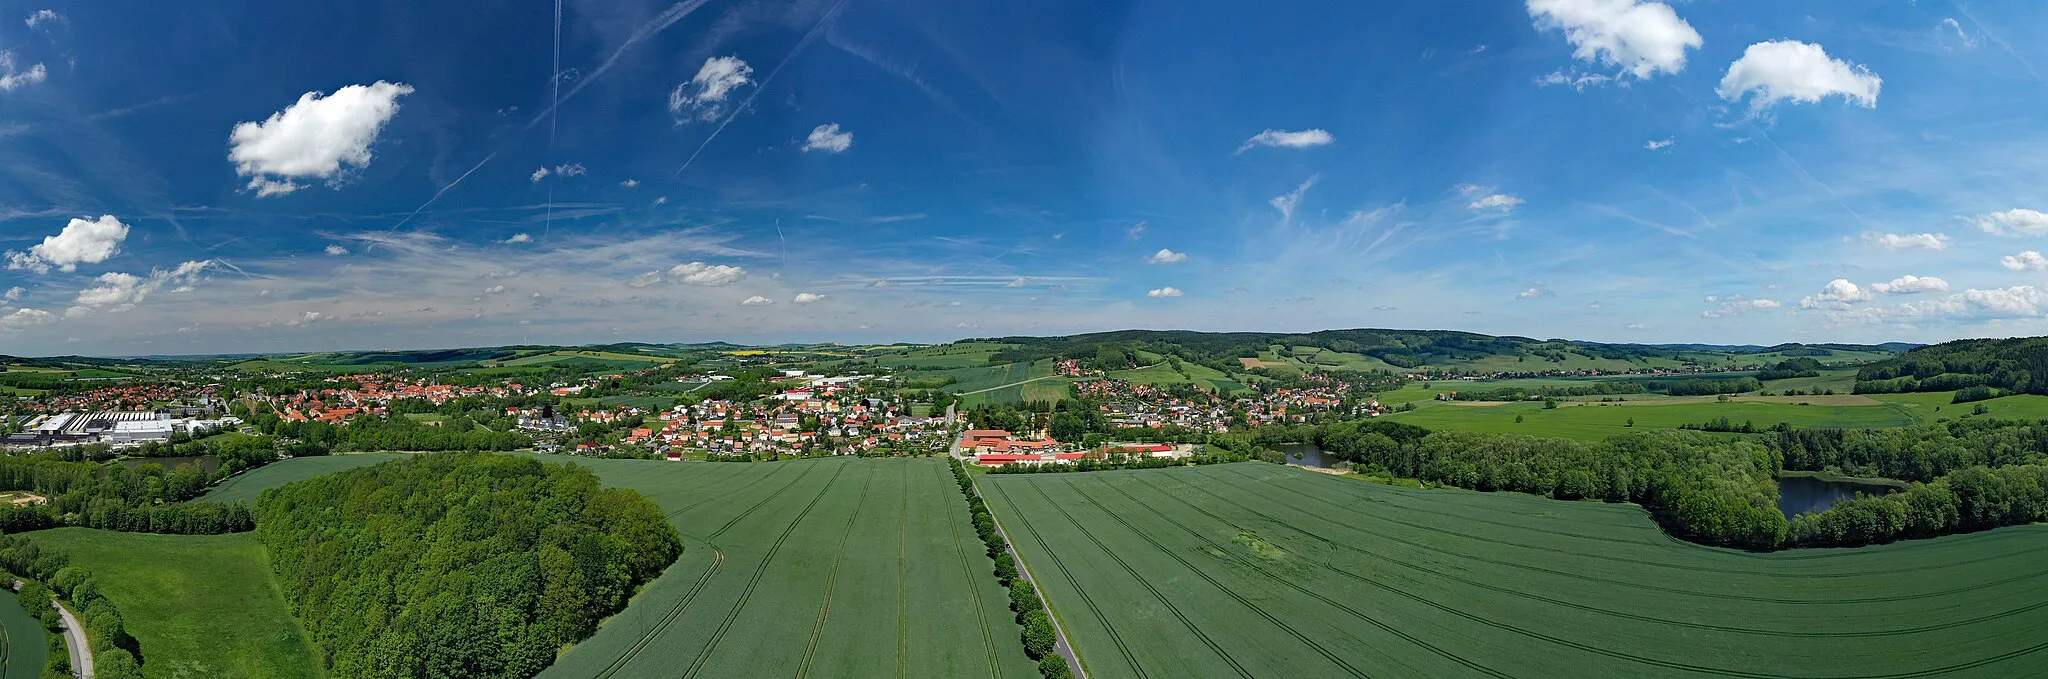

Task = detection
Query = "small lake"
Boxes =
[1777,474,1901,519]
[1275,443,1331,468]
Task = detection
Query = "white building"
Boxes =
[109,420,174,444]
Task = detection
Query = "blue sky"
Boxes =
[3,0,2048,356]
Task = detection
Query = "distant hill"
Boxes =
[1856,337,2048,395]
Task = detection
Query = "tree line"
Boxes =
[0,454,257,535]
[0,534,144,679]
[950,459,1073,679]
[254,452,681,678]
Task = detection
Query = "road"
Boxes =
[965,472,1088,679]
[53,599,90,679]
[955,362,1165,397]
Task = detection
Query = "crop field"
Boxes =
[495,350,677,367]
[199,454,410,504]
[927,360,1047,393]
[1384,399,1917,440]
[958,378,1073,408]
[541,456,1037,679]
[25,529,322,679]
[982,462,2048,679]
[868,343,1016,370]
[0,587,46,679]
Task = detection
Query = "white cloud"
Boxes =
[483,284,507,295]
[0,308,53,328]
[667,261,747,286]
[2,286,19,302]
[1644,138,1674,150]
[1701,296,1781,318]
[324,244,349,256]
[554,163,586,177]
[1127,222,1147,239]
[0,52,46,91]
[1270,176,1318,226]
[1235,128,1334,154]
[1969,209,2048,237]
[1941,18,1979,49]
[1005,277,1029,288]
[1147,287,1184,298]
[802,123,853,153]
[1535,70,1616,90]
[2002,251,2048,272]
[1526,0,1702,80]
[530,167,549,183]
[1961,287,2048,317]
[68,260,210,315]
[653,196,668,205]
[1467,193,1525,211]
[1517,286,1555,299]
[1717,41,1881,111]
[620,179,639,188]
[793,292,827,304]
[669,56,753,123]
[625,271,662,288]
[1455,183,1490,197]
[1870,275,1948,295]
[23,10,57,28]
[1798,279,1869,310]
[739,295,774,306]
[5,215,130,273]
[504,233,533,244]
[1862,232,1950,251]
[1147,248,1188,264]
[228,81,413,197]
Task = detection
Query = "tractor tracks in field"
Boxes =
[985,481,1143,679]
[894,463,911,679]
[681,462,852,678]
[593,461,823,679]
[794,465,879,678]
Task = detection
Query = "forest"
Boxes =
[1855,336,2048,394]
[253,453,682,679]
[0,454,256,535]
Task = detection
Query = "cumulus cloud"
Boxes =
[802,123,853,153]
[227,81,413,197]
[653,196,667,205]
[530,167,549,183]
[793,292,827,304]
[1798,279,1869,310]
[1235,128,1334,154]
[625,271,662,288]
[1717,41,1880,111]
[1870,275,1948,295]
[2002,251,2048,272]
[1863,232,1950,251]
[620,179,639,188]
[739,295,774,306]
[5,215,130,273]
[1467,193,1525,211]
[0,51,46,91]
[1701,296,1781,318]
[669,56,753,123]
[0,308,53,328]
[553,163,586,177]
[23,10,57,28]
[1005,277,1029,288]
[1525,0,1702,80]
[1147,248,1188,264]
[1517,285,1555,299]
[668,261,746,286]
[1644,138,1674,150]
[324,244,348,256]
[2,287,19,303]
[1147,287,1184,298]
[67,260,210,316]
[504,233,533,244]
[1969,209,2048,237]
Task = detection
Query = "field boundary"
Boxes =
[977,480,1099,679]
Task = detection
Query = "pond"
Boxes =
[1776,474,1901,519]
[1275,443,1331,468]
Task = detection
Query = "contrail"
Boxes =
[544,0,562,241]
[676,0,853,176]
[528,0,715,131]
[394,150,500,230]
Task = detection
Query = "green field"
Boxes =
[1383,399,1917,440]
[0,587,46,679]
[539,456,1036,678]
[199,454,410,504]
[864,343,1016,370]
[1872,390,2048,422]
[982,462,2048,678]
[24,529,322,679]
[925,360,1048,394]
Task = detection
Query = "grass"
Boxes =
[23,529,322,679]
[537,456,1037,679]
[0,587,47,679]
[983,462,2048,679]
[1383,399,1917,440]
[199,454,411,504]
[1871,390,2048,422]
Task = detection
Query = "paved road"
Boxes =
[967,473,1088,679]
[53,599,90,679]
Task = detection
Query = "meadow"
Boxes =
[1382,399,1917,440]
[981,462,2048,679]
[199,453,410,504]
[0,587,46,679]
[24,529,323,679]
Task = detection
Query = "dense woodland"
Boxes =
[1856,337,2048,395]
[254,453,681,679]
[0,454,255,535]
